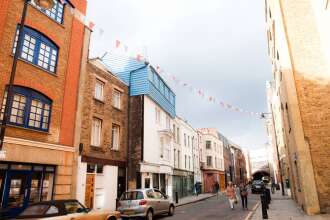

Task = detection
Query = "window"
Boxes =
[188,156,191,170]
[170,93,175,105]
[178,150,180,168]
[215,157,218,168]
[184,134,187,146]
[94,80,104,101]
[164,86,169,99]
[166,116,170,129]
[0,86,52,131]
[206,141,211,149]
[188,136,190,147]
[112,89,121,109]
[285,103,291,133]
[19,204,49,217]
[185,155,187,169]
[177,127,180,143]
[173,124,176,142]
[91,118,102,147]
[155,107,161,124]
[64,201,85,214]
[207,156,212,166]
[13,26,59,73]
[31,0,65,24]
[153,73,159,88]
[111,124,120,150]
[159,80,165,94]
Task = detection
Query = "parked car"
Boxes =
[251,180,265,194]
[13,200,120,220]
[118,189,175,220]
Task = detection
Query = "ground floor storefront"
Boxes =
[0,137,74,218]
[172,169,194,199]
[202,170,225,193]
[139,162,173,198]
[76,156,126,211]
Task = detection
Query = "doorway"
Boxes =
[85,174,95,209]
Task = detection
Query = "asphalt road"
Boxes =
[156,193,260,220]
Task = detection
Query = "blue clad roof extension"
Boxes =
[102,53,176,118]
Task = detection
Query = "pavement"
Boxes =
[250,190,330,220]
[157,192,260,220]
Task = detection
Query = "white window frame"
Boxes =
[94,79,104,101]
[91,118,102,147]
[112,89,121,109]
[111,124,120,151]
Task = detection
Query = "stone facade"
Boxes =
[266,0,330,214]
[0,0,86,210]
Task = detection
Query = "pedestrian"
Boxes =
[195,182,200,196]
[226,181,237,210]
[239,183,248,210]
[214,181,220,199]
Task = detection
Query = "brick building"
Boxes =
[75,57,129,211]
[0,0,87,217]
[265,0,330,214]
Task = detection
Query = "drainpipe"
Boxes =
[126,62,149,190]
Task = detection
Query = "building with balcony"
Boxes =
[0,0,87,217]
[102,53,176,197]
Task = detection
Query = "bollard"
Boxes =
[260,194,268,219]
[175,192,179,204]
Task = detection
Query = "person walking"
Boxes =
[214,181,220,199]
[226,182,237,210]
[239,183,248,210]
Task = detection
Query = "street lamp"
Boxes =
[0,0,55,151]
[261,112,285,196]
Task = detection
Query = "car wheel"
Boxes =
[168,205,175,216]
[107,217,116,220]
[145,209,153,220]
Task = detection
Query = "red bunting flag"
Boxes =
[156,65,161,72]
[116,40,121,48]
[136,54,143,61]
[88,22,95,30]
[209,96,213,101]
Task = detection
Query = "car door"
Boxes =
[153,190,168,213]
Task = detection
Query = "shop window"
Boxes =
[87,164,96,173]
[13,26,59,73]
[31,0,65,24]
[0,86,52,132]
[96,164,103,174]
[42,173,54,201]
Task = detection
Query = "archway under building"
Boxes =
[252,171,270,181]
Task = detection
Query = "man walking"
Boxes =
[239,183,248,210]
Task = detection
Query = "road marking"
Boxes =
[244,202,261,220]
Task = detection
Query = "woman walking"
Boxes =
[226,182,237,210]
[240,183,248,210]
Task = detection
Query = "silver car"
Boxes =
[117,189,175,220]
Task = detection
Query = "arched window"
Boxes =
[0,86,52,131]
[13,26,59,73]
[31,0,65,24]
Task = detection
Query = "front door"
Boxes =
[3,170,32,217]
[85,174,95,209]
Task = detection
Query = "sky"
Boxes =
[87,0,272,151]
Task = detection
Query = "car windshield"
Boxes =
[19,204,49,217]
[253,180,263,184]
[120,191,144,200]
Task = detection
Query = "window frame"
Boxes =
[112,89,122,109]
[31,0,65,24]
[111,124,120,151]
[0,86,52,132]
[91,117,102,147]
[13,26,59,74]
[94,79,105,101]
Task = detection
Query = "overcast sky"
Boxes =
[87,0,272,151]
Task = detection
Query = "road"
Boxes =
[156,193,260,220]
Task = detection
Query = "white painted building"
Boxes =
[172,117,200,198]
[140,96,174,196]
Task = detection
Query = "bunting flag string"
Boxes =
[104,41,263,117]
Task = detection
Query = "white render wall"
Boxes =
[143,96,174,168]
[76,157,87,205]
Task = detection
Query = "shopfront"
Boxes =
[172,169,194,199]
[0,162,55,217]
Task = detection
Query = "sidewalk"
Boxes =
[175,193,216,207]
[250,191,330,220]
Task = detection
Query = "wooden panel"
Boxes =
[84,174,95,209]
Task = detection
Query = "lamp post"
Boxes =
[0,0,54,151]
[261,112,285,196]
